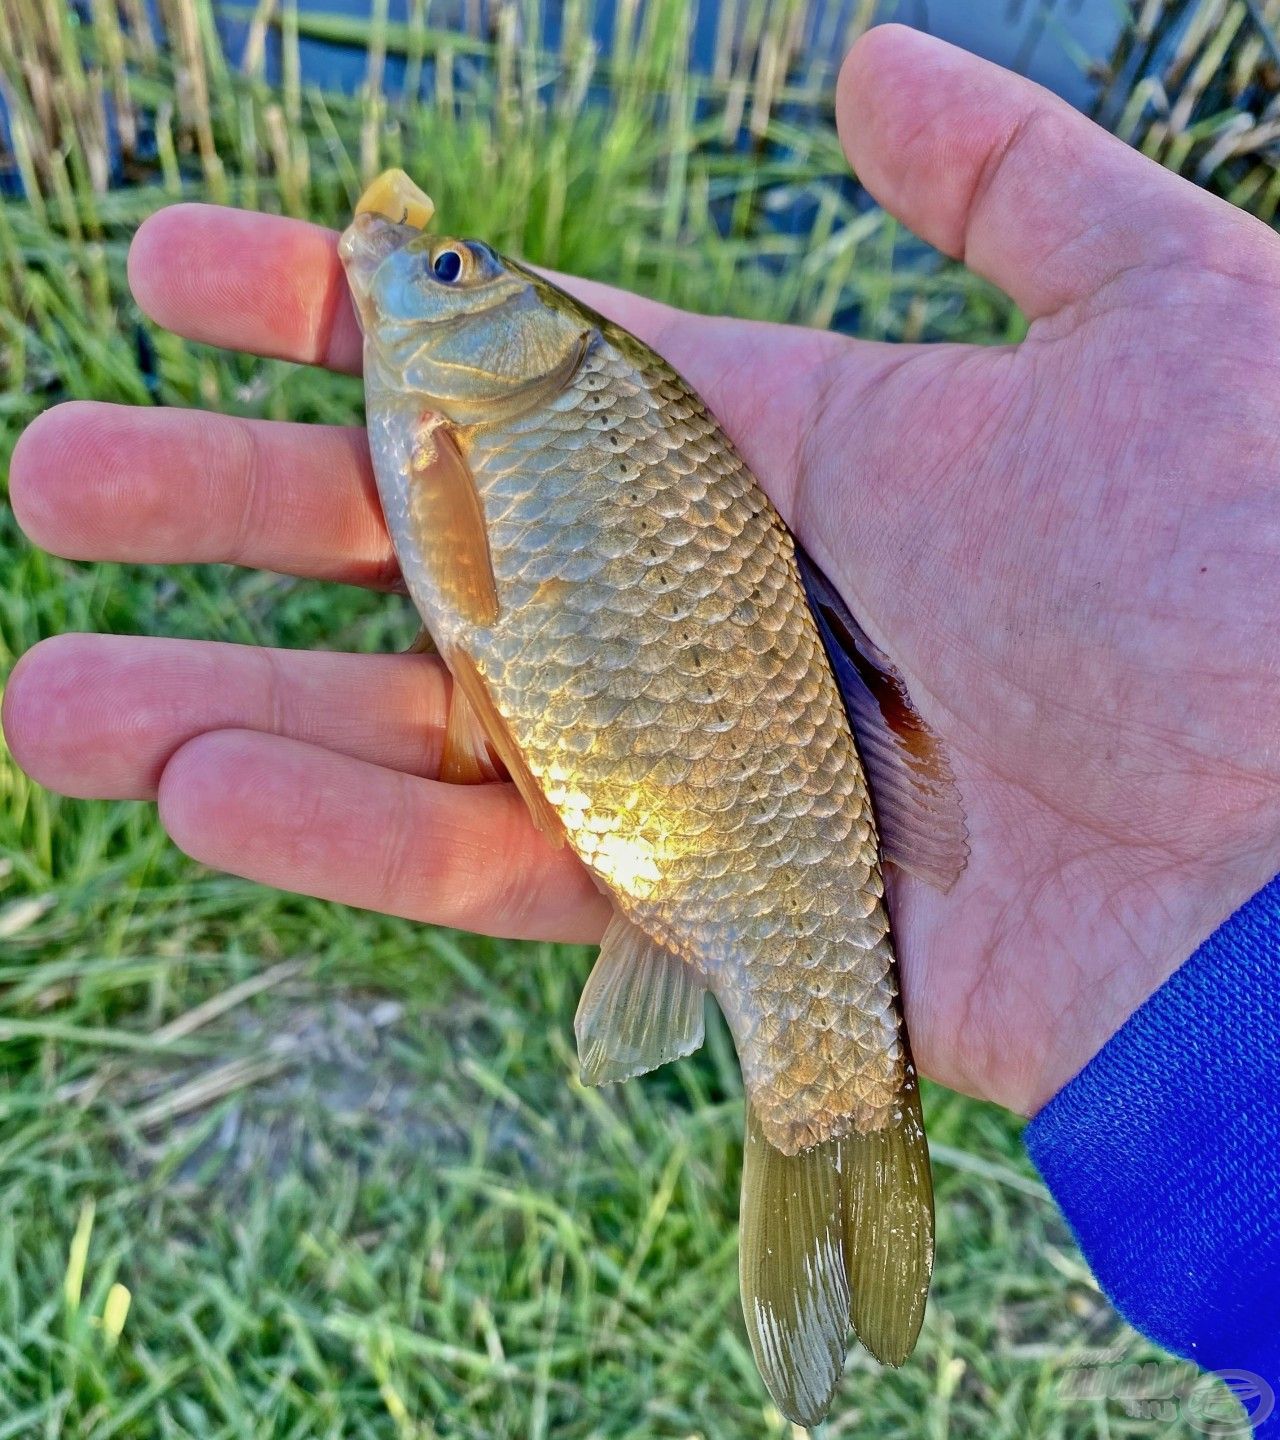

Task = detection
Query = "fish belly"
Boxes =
[369,335,908,1153]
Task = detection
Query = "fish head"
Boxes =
[340,214,591,425]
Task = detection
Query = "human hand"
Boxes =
[6,25,1278,1117]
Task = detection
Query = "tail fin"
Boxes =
[739,1082,933,1426]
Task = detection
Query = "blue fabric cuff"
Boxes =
[1024,873,1280,1435]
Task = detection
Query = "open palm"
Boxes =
[7,26,1279,1116]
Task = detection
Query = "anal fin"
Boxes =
[740,1081,934,1426]
[575,911,705,1085]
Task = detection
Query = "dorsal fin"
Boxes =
[796,546,969,892]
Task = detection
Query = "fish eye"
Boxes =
[433,249,463,283]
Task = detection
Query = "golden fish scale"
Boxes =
[460,329,905,1152]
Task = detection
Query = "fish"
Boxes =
[339,169,968,1426]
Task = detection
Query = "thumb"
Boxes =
[837,24,1277,320]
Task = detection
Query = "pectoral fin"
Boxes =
[796,545,968,892]
[575,911,706,1085]
[409,420,500,629]
[739,1076,934,1426]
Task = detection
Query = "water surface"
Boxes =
[210,0,1126,109]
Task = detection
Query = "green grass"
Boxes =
[0,1,1270,1435]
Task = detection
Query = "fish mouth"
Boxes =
[339,169,435,328]
[337,213,419,328]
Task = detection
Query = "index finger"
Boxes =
[129,206,367,373]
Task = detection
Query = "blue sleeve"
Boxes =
[1024,873,1280,1436]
